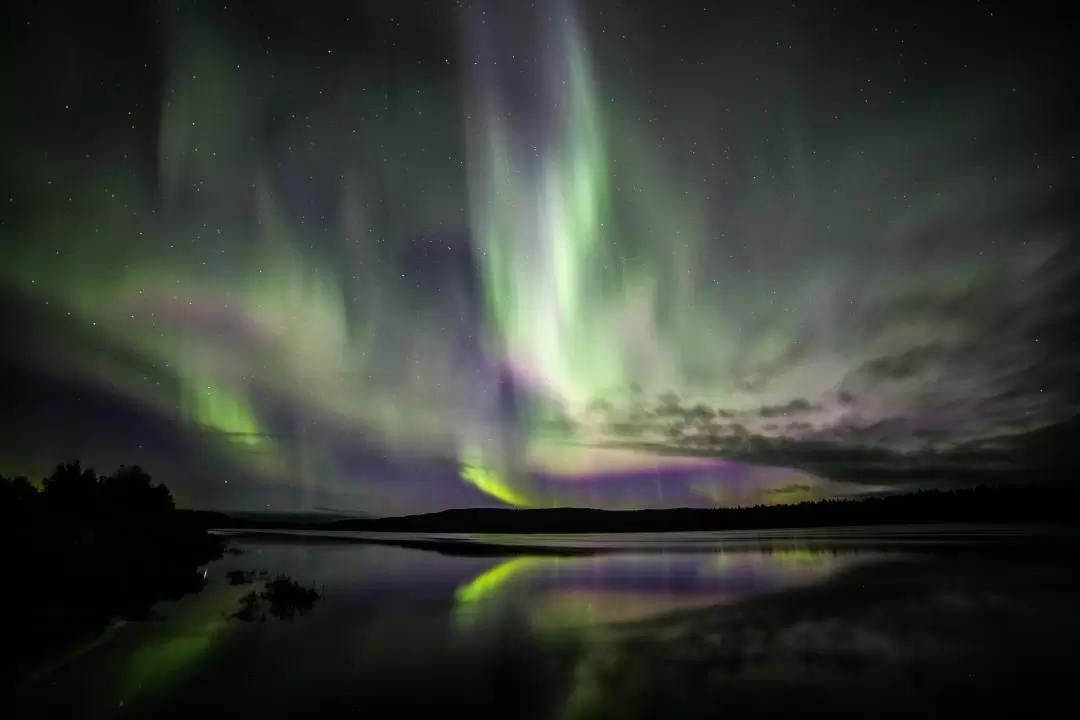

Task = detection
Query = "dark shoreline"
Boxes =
[184,483,1080,535]
[213,522,1080,559]
[212,529,603,557]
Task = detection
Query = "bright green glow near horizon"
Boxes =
[185,376,265,447]
[459,455,537,508]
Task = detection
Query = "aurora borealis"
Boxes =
[1,0,1077,513]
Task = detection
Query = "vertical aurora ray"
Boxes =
[460,3,639,502]
[467,5,624,410]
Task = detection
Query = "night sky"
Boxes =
[2,0,1077,514]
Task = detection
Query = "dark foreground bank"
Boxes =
[2,462,224,677]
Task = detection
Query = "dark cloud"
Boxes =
[734,377,768,394]
[840,418,922,444]
[685,404,717,422]
[912,428,950,440]
[759,398,820,418]
[765,483,812,495]
[593,399,1080,492]
[859,344,945,381]
[605,434,1030,489]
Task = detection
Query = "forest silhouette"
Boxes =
[3,461,224,675]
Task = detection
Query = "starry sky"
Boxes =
[1,0,1077,514]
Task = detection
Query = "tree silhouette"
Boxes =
[41,460,100,511]
[100,464,174,515]
[3,459,223,675]
[34,460,175,516]
[0,474,36,506]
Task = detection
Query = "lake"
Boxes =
[22,526,1079,718]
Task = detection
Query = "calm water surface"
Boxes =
[25,527,1079,718]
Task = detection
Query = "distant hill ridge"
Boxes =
[182,483,1080,533]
